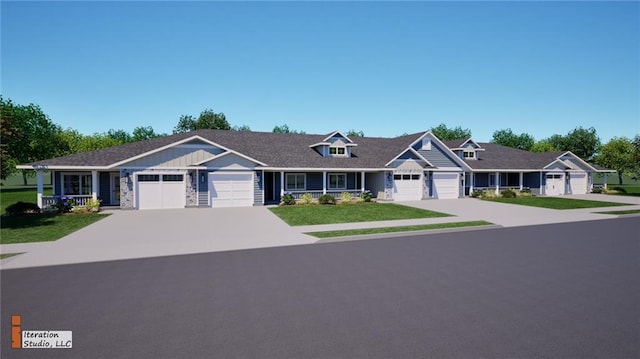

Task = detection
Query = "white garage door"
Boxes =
[545,173,565,196]
[210,172,253,208]
[432,173,459,199]
[137,174,186,210]
[569,173,588,194]
[393,174,423,201]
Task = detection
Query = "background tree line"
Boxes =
[1,97,638,184]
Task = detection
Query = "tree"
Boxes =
[544,127,601,161]
[132,126,163,141]
[232,125,251,131]
[632,135,640,180]
[596,137,635,184]
[0,97,68,183]
[530,140,558,153]
[345,129,365,137]
[272,124,306,134]
[429,123,471,141]
[107,129,132,144]
[173,109,231,134]
[490,128,535,151]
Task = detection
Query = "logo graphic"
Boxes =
[10,315,73,349]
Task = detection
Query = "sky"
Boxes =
[1,1,639,143]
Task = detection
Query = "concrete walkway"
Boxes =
[1,194,638,269]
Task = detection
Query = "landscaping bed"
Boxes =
[270,202,451,226]
[307,221,493,238]
[484,197,629,210]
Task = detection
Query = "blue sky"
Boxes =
[2,1,638,143]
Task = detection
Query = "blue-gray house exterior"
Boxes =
[19,130,614,210]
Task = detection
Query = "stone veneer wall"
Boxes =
[186,170,198,207]
[384,171,394,200]
[120,169,135,209]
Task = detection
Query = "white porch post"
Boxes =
[322,171,327,194]
[361,171,365,193]
[280,171,285,196]
[91,170,98,200]
[36,171,43,209]
[462,172,466,198]
[495,171,500,195]
[540,172,544,195]
[469,172,474,194]
[603,173,608,189]
[519,172,523,191]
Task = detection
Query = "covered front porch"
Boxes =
[37,170,122,210]
[262,170,385,204]
[466,171,542,196]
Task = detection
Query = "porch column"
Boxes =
[280,171,285,196]
[540,172,544,195]
[603,173,608,189]
[519,172,523,191]
[495,171,500,195]
[361,171,365,193]
[36,171,43,208]
[91,170,98,200]
[322,171,327,194]
[469,172,474,194]
[461,172,466,198]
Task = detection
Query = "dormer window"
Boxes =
[463,150,475,159]
[329,147,346,156]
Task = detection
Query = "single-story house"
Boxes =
[18,130,615,210]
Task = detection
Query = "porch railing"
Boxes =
[286,190,364,200]
[41,195,94,210]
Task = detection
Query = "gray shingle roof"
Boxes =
[443,141,564,170]
[26,130,425,169]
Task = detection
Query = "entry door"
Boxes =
[110,173,120,205]
[546,174,564,195]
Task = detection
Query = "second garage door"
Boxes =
[432,173,459,199]
[210,172,254,208]
[393,174,423,201]
[568,172,588,194]
[137,174,186,210]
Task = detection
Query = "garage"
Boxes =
[545,173,565,196]
[136,174,186,210]
[568,172,588,194]
[432,172,459,199]
[393,173,423,201]
[210,172,254,208]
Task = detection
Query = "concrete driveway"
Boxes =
[1,207,316,269]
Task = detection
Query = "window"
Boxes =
[394,174,401,180]
[329,147,346,155]
[138,174,160,182]
[489,174,496,187]
[162,174,184,182]
[411,174,420,180]
[63,174,92,195]
[328,173,346,190]
[286,174,306,190]
[463,151,475,159]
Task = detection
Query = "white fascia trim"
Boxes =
[384,147,434,167]
[109,135,260,168]
[118,166,206,170]
[595,169,617,173]
[17,165,109,170]
[323,130,354,143]
[407,131,473,171]
[259,167,388,172]
[556,151,598,172]
[460,138,482,148]
[309,142,331,148]
[194,150,267,167]
[468,169,552,172]
[543,159,570,170]
[428,168,465,172]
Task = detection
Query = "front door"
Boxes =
[111,173,121,205]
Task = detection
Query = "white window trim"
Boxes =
[61,172,92,196]
[285,173,306,191]
[329,147,347,156]
[463,151,475,159]
[328,173,347,190]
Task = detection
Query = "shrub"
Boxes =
[299,193,315,205]
[73,198,102,214]
[281,193,296,206]
[360,190,373,202]
[471,190,485,198]
[501,189,517,198]
[340,192,354,204]
[319,194,336,205]
[520,188,531,194]
[481,190,497,199]
[5,201,41,216]
[591,187,603,194]
[611,186,627,194]
[55,196,75,213]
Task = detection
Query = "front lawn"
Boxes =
[307,221,493,238]
[1,213,110,244]
[485,197,629,210]
[594,209,640,215]
[1,187,52,214]
[269,202,451,226]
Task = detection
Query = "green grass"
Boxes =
[594,209,640,215]
[1,187,53,214]
[606,186,640,197]
[269,202,452,226]
[0,253,24,259]
[1,172,53,187]
[307,221,494,238]
[485,197,629,210]
[1,213,110,244]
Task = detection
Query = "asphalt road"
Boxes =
[2,217,639,359]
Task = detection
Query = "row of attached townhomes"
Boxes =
[19,130,614,210]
